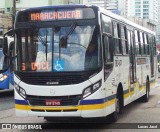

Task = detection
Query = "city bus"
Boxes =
[3,5,157,122]
[0,36,14,91]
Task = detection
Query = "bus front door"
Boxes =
[129,30,136,97]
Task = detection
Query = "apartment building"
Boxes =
[130,0,158,22]
[84,0,130,16]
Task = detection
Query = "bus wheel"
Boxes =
[141,79,150,102]
[109,96,120,122]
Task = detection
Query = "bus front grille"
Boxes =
[15,71,93,85]
[26,94,81,106]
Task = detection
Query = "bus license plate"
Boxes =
[45,100,61,106]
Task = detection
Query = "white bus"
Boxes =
[3,5,157,122]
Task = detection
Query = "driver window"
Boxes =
[103,35,114,63]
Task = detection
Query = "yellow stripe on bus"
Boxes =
[15,99,116,111]
[124,92,130,99]
[130,91,134,96]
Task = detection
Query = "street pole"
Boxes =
[12,0,16,29]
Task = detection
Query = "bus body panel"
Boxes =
[15,71,110,118]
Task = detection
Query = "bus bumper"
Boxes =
[15,90,109,118]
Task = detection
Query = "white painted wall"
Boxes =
[16,0,50,9]
[0,0,5,8]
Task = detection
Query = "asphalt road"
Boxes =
[0,81,160,130]
[0,91,14,111]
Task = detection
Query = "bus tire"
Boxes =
[44,117,53,122]
[141,79,150,102]
[108,95,120,122]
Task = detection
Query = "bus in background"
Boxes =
[0,36,14,91]
[157,50,160,78]
[3,5,157,122]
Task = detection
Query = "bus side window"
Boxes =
[101,14,112,34]
[144,33,148,55]
[152,36,156,56]
[134,30,140,55]
[101,14,114,63]
[120,25,128,55]
[113,22,122,55]
[148,34,152,53]
[139,32,144,55]
[146,34,150,54]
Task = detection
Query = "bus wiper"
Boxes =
[66,22,77,38]
[33,28,48,61]
[60,22,77,48]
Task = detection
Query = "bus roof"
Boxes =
[98,6,155,35]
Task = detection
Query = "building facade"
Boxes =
[156,0,160,43]
[84,0,130,16]
[130,0,158,23]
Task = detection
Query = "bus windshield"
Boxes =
[0,49,8,71]
[16,25,101,72]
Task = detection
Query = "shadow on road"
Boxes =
[0,90,14,98]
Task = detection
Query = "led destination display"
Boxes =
[30,10,82,21]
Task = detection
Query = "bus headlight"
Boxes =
[82,80,102,98]
[0,74,9,82]
[15,83,26,99]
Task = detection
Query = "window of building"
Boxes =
[136,9,141,12]
[136,13,141,16]
[143,1,149,4]
[143,13,149,15]
[135,6,141,8]
[143,5,149,8]
[143,16,149,19]
[143,9,148,12]
[7,8,10,12]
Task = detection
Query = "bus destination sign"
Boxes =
[30,10,82,21]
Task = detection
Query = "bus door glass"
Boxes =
[101,14,113,81]
[128,30,136,84]
[148,35,155,77]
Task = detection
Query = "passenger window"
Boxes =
[120,25,128,55]
[140,32,144,55]
[134,30,139,55]
[113,22,122,54]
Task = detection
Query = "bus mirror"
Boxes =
[2,29,15,58]
[60,36,67,48]
[3,37,8,55]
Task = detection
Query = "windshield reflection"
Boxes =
[16,25,101,72]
